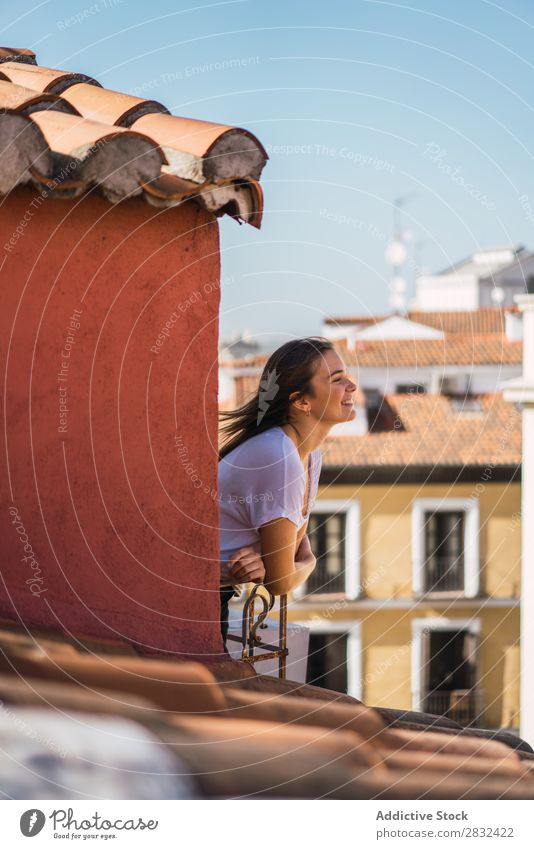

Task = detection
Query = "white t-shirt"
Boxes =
[218,426,322,587]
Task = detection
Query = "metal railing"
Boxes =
[424,688,482,726]
[423,555,465,593]
[226,585,289,678]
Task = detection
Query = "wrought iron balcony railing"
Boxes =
[424,688,482,726]
[423,555,465,593]
[226,585,288,678]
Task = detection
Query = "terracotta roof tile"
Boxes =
[409,307,514,335]
[341,334,522,367]
[326,307,518,335]
[321,392,521,467]
[0,60,99,94]
[1,633,533,798]
[60,82,169,128]
[0,640,226,713]
[0,112,52,193]
[218,387,520,467]
[0,47,36,64]
[224,334,522,370]
[28,109,160,158]
[133,113,267,183]
[144,173,263,228]
[0,48,267,226]
[0,79,79,115]
[324,313,388,326]
[29,110,164,203]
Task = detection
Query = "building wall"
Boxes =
[414,274,479,311]
[0,187,222,657]
[359,606,519,728]
[319,481,521,599]
[289,480,521,728]
[327,365,521,398]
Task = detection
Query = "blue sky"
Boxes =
[5,0,534,345]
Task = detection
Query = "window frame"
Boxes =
[293,499,360,601]
[412,498,480,598]
[293,617,362,700]
[411,616,481,713]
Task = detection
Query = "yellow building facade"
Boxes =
[289,480,521,731]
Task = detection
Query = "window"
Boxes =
[450,396,483,414]
[412,618,482,726]
[424,510,465,592]
[412,499,480,597]
[307,632,348,692]
[440,376,456,395]
[306,512,345,594]
[366,390,398,433]
[396,383,426,395]
[293,500,360,600]
[295,620,362,698]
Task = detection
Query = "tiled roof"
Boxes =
[324,313,388,326]
[325,307,518,335]
[409,308,517,335]
[219,374,520,467]
[340,334,522,367]
[218,386,520,467]
[0,47,266,226]
[321,392,521,467]
[223,335,522,370]
[1,626,533,799]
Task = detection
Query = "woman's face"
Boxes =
[306,348,357,424]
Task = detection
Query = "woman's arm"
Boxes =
[295,532,316,571]
[259,518,316,596]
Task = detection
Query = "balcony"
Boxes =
[423,555,465,594]
[424,688,483,727]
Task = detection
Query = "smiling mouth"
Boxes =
[341,400,354,407]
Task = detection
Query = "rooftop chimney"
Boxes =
[505,310,523,342]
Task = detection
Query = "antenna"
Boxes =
[385,194,417,314]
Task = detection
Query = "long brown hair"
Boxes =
[219,336,334,460]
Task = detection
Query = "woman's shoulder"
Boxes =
[221,427,297,471]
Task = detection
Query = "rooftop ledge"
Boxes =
[501,376,534,405]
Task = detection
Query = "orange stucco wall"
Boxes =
[0,187,222,657]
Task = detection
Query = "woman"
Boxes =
[217,337,357,647]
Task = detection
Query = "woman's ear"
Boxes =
[289,391,309,415]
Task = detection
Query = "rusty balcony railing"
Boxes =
[226,585,289,678]
[424,688,483,726]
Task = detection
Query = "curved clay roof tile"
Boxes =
[61,82,169,128]
[0,111,52,192]
[0,61,100,95]
[132,112,267,183]
[29,110,165,202]
[0,79,80,116]
[0,48,266,225]
[143,173,263,228]
[0,47,36,64]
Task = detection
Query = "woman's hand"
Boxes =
[226,546,266,584]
